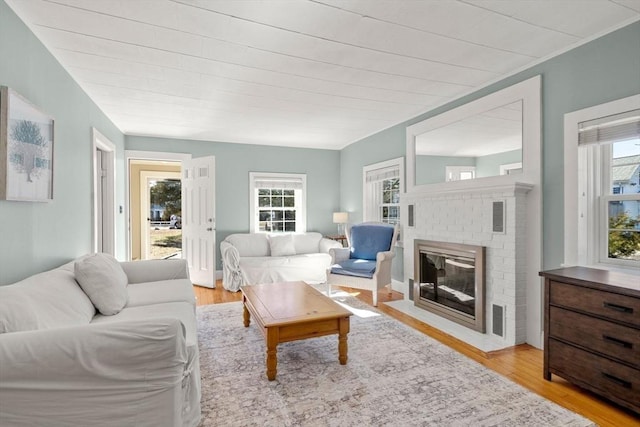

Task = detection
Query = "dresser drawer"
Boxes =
[549,281,640,327]
[548,339,640,409]
[549,306,640,367]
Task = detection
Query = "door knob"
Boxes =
[206,227,213,231]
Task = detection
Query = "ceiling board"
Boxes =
[5,0,639,149]
[465,0,639,37]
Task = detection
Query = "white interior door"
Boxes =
[182,156,216,288]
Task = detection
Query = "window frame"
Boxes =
[249,172,307,234]
[363,157,404,227]
[598,141,640,265]
[380,176,401,225]
[445,165,476,181]
[564,94,640,271]
[500,162,523,175]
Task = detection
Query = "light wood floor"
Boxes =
[194,283,639,427]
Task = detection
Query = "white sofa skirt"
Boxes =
[239,253,332,287]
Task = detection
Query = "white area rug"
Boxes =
[196,293,594,427]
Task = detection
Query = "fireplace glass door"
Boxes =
[414,240,485,332]
[419,251,476,317]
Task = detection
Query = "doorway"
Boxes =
[129,160,181,260]
[141,170,182,260]
[125,151,217,288]
[92,128,115,255]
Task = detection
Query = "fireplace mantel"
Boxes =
[404,180,533,199]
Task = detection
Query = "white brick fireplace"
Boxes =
[391,183,533,352]
[396,76,543,352]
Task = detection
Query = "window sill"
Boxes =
[575,262,640,276]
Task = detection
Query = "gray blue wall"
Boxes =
[0,1,125,285]
[415,149,521,184]
[340,21,640,271]
[126,136,341,269]
[475,149,522,178]
[416,155,476,184]
[1,0,638,286]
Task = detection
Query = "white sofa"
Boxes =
[220,232,342,291]
[0,255,200,427]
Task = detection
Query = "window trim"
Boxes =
[500,162,523,175]
[564,94,640,270]
[445,165,476,181]
[249,172,307,233]
[363,157,404,226]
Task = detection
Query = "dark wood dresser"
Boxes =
[539,267,640,413]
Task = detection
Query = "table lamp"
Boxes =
[332,212,348,236]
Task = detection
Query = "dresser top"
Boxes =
[540,266,640,297]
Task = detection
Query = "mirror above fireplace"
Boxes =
[415,100,523,185]
[406,76,541,193]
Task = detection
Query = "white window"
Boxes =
[500,162,523,175]
[564,97,640,270]
[249,172,306,233]
[363,158,404,225]
[445,165,476,181]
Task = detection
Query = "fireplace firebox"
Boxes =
[414,240,486,332]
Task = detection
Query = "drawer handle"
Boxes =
[601,372,632,389]
[603,302,634,314]
[602,335,633,349]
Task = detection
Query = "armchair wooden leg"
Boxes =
[372,289,378,307]
[327,283,331,298]
[388,283,392,296]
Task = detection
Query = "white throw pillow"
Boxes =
[226,233,271,257]
[74,253,128,315]
[292,232,322,254]
[269,234,297,257]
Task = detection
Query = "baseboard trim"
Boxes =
[391,279,404,294]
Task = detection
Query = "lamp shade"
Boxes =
[333,212,348,224]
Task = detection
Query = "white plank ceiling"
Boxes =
[5,0,640,149]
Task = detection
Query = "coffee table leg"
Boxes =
[266,327,278,381]
[338,317,349,365]
[242,298,250,327]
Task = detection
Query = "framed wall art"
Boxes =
[0,86,54,201]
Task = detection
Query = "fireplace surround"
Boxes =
[397,182,533,351]
[397,76,542,351]
[414,240,486,332]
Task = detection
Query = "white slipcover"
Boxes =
[220,232,342,291]
[0,257,201,427]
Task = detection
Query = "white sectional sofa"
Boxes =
[220,232,342,291]
[0,254,200,427]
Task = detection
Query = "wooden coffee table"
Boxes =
[240,281,352,381]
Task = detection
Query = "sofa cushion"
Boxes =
[75,253,128,315]
[0,267,95,334]
[127,279,196,308]
[331,259,377,279]
[92,302,197,347]
[120,259,190,284]
[269,234,296,257]
[225,233,270,257]
[350,224,394,261]
[292,232,322,255]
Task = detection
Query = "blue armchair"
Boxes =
[326,222,398,306]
